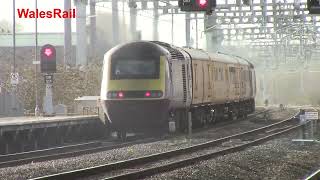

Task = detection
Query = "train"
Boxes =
[100,41,256,137]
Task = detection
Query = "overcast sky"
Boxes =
[0,0,209,47]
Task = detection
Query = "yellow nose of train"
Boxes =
[100,41,170,132]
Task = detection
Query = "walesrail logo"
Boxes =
[17,9,76,18]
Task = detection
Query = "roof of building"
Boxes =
[0,32,77,47]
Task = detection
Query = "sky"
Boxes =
[0,0,74,32]
[0,0,205,48]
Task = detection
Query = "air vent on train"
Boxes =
[182,64,187,103]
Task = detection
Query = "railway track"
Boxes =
[0,109,268,169]
[31,110,300,180]
[0,136,159,168]
[304,169,320,180]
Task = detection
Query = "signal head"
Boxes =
[40,44,56,73]
[197,0,208,8]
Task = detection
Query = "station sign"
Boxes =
[10,72,19,85]
[305,111,319,120]
[44,74,54,84]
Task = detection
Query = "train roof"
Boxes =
[105,41,253,68]
[182,48,251,66]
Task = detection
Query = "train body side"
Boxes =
[177,48,256,108]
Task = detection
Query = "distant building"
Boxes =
[0,32,77,65]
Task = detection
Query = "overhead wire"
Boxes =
[94,3,184,25]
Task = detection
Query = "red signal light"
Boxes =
[197,0,208,8]
[44,48,53,57]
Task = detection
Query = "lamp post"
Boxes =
[35,0,40,116]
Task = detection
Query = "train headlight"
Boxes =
[107,90,162,99]
[117,92,124,98]
[145,91,151,97]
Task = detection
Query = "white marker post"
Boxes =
[188,111,192,137]
[299,112,306,145]
[43,74,54,116]
[305,111,319,139]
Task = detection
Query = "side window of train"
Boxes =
[221,68,224,81]
[225,68,228,81]
[229,67,235,83]
[212,66,215,82]
[241,70,244,81]
[194,64,198,90]
[215,68,218,81]
[207,65,211,89]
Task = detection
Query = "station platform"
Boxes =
[0,115,100,133]
[0,115,106,154]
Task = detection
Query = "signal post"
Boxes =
[40,44,57,116]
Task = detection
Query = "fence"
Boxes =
[0,86,24,117]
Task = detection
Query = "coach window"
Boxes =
[220,68,224,81]
[215,68,218,81]
[212,67,215,82]
[207,65,211,89]
[194,64,198,90]
[225,68,229,81]
[229,67,236,83]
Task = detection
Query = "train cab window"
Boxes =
[111,58,160,79]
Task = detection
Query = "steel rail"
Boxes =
[107,123,302,180]
[31,111,298,180]
[0,141,101,164]
[304,168,320,180]
[0,137,158,168]
[0,109,268,169]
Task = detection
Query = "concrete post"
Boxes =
[75,0,87,66]
[43,75,54,116]
[185,12,191,47]
[153,0,159,41]
[90,0,96,57]
[195,13,198,49]
[64,0,73,66]
[309,119,314,139]
[188,111,192,137]
[112,0,119,45]
[129,1,137,40]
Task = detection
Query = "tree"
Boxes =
[1,63,102,113]
[0,19,23,33]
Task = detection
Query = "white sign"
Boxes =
[305,111,319,120]
[299,114,306,124]
[10,73,19,85]
[33,61,40,65]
